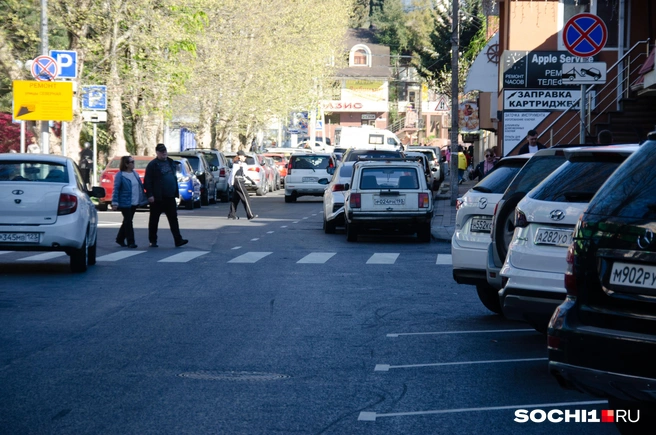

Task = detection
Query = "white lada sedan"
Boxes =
[0,153,105,272]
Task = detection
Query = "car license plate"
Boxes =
[0,232,40,243]
[609,262,656,290]
[374,197,405,206]
[534,228,573,247]
[471,217,492,233]
[302,177,318,182]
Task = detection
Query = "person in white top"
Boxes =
[112,156,147,248]
[227,150,257,220]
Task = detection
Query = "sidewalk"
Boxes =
[431,176,477,242]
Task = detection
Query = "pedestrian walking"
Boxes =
[472,148,499,181]
[112,156,147,248]
[228,151,257,220]
[144,144,188,248]
[79,142,93,187]
[457,145,468,184]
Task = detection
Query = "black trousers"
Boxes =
[229,179,255,219]
[117,205,137,245]
[148,197,183,244]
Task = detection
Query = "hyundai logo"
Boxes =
[637,229,655,250]
[550,210,565,221]
[12,190,24,195]
[478,198,488,209]
[14,199,21,204]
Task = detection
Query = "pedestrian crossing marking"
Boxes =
[367,253,399,264]
[18,252,67,261]
[228,252,272,263]
[232,246,242,250]
[97,251,146,262]
[436,254,452,265]
[267,231,274,234]
[251,238,259,241]
[0,251,14,255]
[297,252,336,264]
[158,251,209,263]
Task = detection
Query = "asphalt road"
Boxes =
[0,190,618,434]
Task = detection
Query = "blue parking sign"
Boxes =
[82,85,107,110]
[49,50,77,79]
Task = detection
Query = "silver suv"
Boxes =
[194,149,231,202]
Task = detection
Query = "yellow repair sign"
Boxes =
[13,80,74,121]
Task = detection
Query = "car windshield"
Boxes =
[529,157,628,202]
[203,153,219,166]
[504,154,567,197]
[107,159,149,170]
[182,156,200,171]
[291,156,332,169]
[266,155,284,163]
[0,161,68,183]
[359,167,419,189]
[471,159,527,194]
[586,140,656,219]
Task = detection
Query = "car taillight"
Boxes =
[455,198,463,211]
[219,168,226,177]
[515,209,528,228]
[490,203,499,240]
[58,193,78,215]
[287,160,293,175]
[419,192,429,208]
[332,184,345,192]
[564,243,577,297]
[248,167,260,172]
[350,193,361,208]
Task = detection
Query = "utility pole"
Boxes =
[40,0,50,154]
[450,0,459,206]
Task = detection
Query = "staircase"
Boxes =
[593,96,656,143]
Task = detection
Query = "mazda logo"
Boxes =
[478,198,488,209]
[637,229,655,250]
[550,210,565,221]
[12,190,24,195]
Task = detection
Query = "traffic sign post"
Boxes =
[49,50,78,79]
[563,13,608,143]
[81,85,108,111]
[31,55,59,81]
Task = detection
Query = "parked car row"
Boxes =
[451,134,656,432]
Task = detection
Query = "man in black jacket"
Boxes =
[518,130,546,154]
[144,143,188,248]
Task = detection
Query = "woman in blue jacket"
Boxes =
[112,156,147,248]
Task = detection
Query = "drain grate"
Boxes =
[178,370,290,381]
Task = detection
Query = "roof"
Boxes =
[336,28,392,79]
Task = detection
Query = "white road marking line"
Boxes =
[0,251,14,255]
[228,252,272,263]
[97,251,146,262]
[387,329,535,338]
[374,357,547,372]
[266,231,274,234]
[297,252,336,264]
[250,238,259,241]
[98,223,121,227]
[281,225,288,228]
[18,252,67,261]
[302,217,308,219]
[367,253,399,264]
[158,251,209,263]
[231,246,242,250]
[358,400,607,421]
[436,254,452,265]
[293,221,299,224]
[312,214,317,216]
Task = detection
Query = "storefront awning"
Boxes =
[464,33,499,94]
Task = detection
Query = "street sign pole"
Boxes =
[580,84,587,143]
[40,0,49,154]
[92,124,98,186]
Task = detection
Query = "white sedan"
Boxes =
[0,153,105,272]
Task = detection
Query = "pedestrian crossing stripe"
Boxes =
[228,252,273,263]
[297,252,336,264]
[97,251,145,262]
[158,251,208,263]
[367,253,399,264]
[18,252,67,261]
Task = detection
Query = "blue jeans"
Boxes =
[458,169,465,182]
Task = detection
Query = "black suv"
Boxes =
[548,133,656,432]
[168,151,218,205]
[341,149,404,162]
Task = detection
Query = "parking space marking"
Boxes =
[435,254,452,265]
[267,231,274,234]
[302,217,309,219]
[231,246,242,250]
[228,252,272,263]
[387,328,535,338]
[281,225,288,228]
[297,252,336,264]
[97,251,146,262]
[17,252,67,261]
[158,251,209,263]
[358,400,607,421]
[367,253,399,264]
[374,357,547,372]
[293,221,300,224]
[250,238,259,241]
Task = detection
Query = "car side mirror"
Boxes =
[90,186,105,198]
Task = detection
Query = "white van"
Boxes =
[335,126,402,151]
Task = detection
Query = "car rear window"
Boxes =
[586,140,656,219]
[344,150,404,162]
[291,156,332,169]
[529,155,629,202]
[339,164,354,178]
[107,159,120,169]
[471,159,527,194]
[0,161,68,183]
[359,167,419,190]
[107,159,149,170]
[202,153,219,166]
[503,154,567,197]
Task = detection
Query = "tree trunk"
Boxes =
[106,18,127,160]
[132,108,160,156]
[197,97,213,149]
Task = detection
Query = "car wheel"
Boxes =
[201,187,209,205]
[268,179,273,192]
[185,199,193,210]
[256,186,265,196]
[97,203,108,211]
[88,234,97,266]
[494,193,524,263]
[475,282,502,314]
[324,217,336,234]
[346,221,358,242]
[70,235,89,273]
[417,223,431,243]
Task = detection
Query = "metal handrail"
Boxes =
[540,39,650,146]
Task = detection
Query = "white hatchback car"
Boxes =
[451,155,530,304]
[322,161,356,233]
[500,145,639,332]
[284,153,335,202]
[0,154,105,272]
